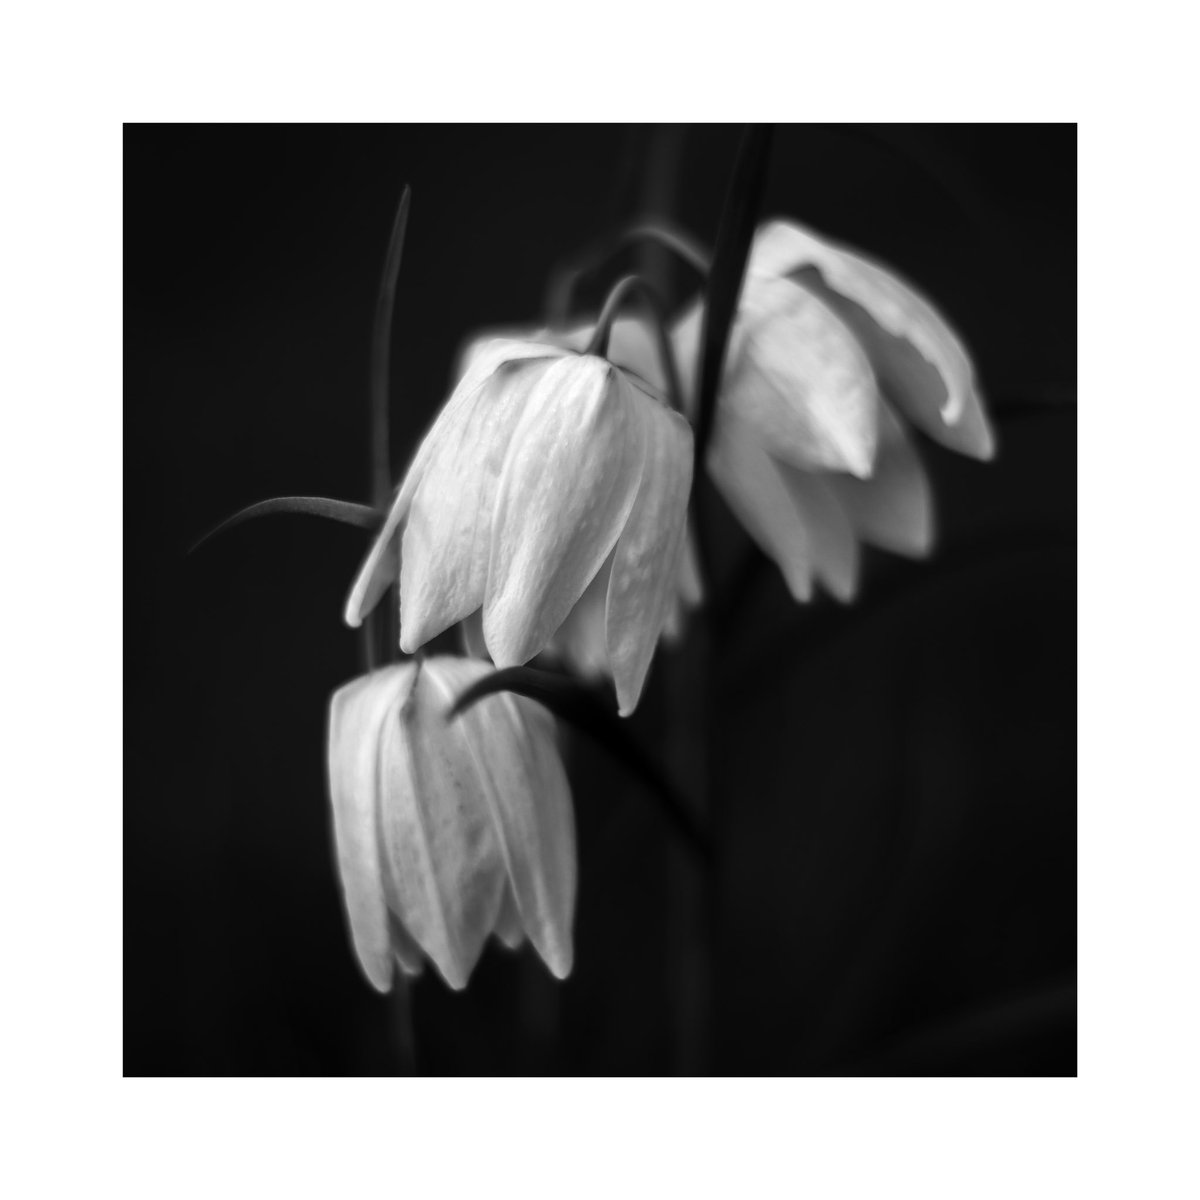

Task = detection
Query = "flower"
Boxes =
[344,336,693,716]
[451,316,704,684]
[672,218,996,601]
[327,655,575,991]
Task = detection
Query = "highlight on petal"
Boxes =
[751,219,994,460]
[828,401,934,558]
[732,274,879,478]
[327,664,418,992]
[399,360,547,652]
[604,382,694,715]
[375,662,506,990]
[484,356,645,666]
[428,659,576,979]
[706,414,815,602]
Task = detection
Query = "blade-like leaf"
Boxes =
[449,666,713,867]
[692,125,773,471]
[189,496,383,554]
[370,184,412,510]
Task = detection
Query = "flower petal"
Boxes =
[484,356,645,666]
[399,360,548,652]
[493,885,526,951]
[429,658,576,979]
[752,219,994,460]
[546,555,613,680]
[344,339,566,630]
[327,664,416,992]
[777,465,859,601]
[375,661,506,990]
[706,414,815,602]
[732,274,879,478]
[605,382,694,715]
[828,401,934,557]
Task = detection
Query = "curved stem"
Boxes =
[546,219,710,327]
[583,274,686,419]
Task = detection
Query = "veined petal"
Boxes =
[344,339,566,630]
[484,356,645,666]
[430,659,576,979]
[775,465,860,602]
[752,219,994,460]
[605,381,694,715]
[376,662,506,990]
[327,664,416,992]
[828,401,934,557]
[399,360,547,652]
[707,414,815,602]
[733,274,879,479]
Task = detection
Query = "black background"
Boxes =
[125,124,1076,1075]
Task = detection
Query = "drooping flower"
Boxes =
[672,218,995,601]
[344,336,693,716]
[451,316,704,683]
[327,655,575,991]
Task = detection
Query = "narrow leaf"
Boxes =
[370,184,412,509]
[450,666,713,867]
[189,496,383,554]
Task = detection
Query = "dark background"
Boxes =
[125,125,1076,1076]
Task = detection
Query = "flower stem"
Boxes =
[583,274,686,418]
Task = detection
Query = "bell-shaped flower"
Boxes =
[672,218,995,601]
[344,335,693,716]
[327,655,575,991]
[451,315,704,684]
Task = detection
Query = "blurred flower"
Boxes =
[673,218,995,601]
[327,655,575,991]
[345,336,693,716]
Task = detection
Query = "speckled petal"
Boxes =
[399,360,547,652]
[327,664,417,992]
[375,662,506,991]
[344,339,566,630]
[483,356,644,666]
[430,659,576,979]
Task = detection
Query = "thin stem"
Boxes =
[546,218,710,327]
[582,274,686,419]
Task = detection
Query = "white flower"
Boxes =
[327,656,575,991]
[452,316,704,684]
[344,337,693,716]
[673,218,995,601]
